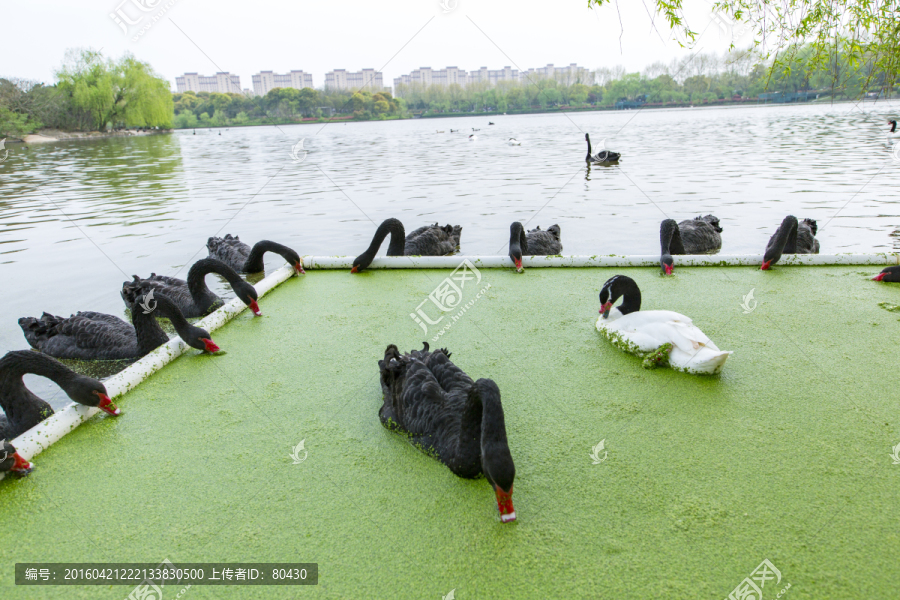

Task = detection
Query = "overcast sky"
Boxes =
[4,0,744,89]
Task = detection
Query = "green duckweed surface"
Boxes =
[2,266,899,599]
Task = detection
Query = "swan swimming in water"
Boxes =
[596,275,732,375]
[585,133,621,163]
[508,138,522,146]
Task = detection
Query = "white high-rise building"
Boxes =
[176,72,241,94]
[251,70,314,96]
[324,68,384,92]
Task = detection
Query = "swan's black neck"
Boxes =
[0,351,70,428]
[604,276,642,315]
[891,120,897,133]
[508,222,527,261]
[764,215,799,266]
[187,258,242,308]
[585,134,592,161]
[660,219,686,256]
[243,240,296,273]
[477,379,515,493]
[354,218,406,270]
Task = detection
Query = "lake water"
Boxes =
[2,102,899,406]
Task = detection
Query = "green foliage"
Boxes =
[55,49,173,131]
[588,0,900,96]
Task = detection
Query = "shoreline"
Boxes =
[16,129,174,144]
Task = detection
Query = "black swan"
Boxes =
[19,293,220,361]
[378,343,516,523]
[873,266,900,282]
[121,258,261,318]
[761,216,820,270]
[207,234,304,275]
[659,216,723,275]
[508,222,563,273]
[889,120,899,141]
[585,133,621,163]
[1,350,120,441]
[351,218,462,273]
[1,439,33,476]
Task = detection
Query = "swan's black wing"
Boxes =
[525,225,563,255]
[19,312,139,360]
[796,219,819,254]
[404,225,461,256]
[678,217,722,253]
[207,234,251,271]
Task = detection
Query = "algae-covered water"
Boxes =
[1,266,898,599]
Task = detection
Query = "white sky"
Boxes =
[3,0,743,89]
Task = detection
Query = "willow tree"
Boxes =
[588,0,900,97]
[56,49,173,131]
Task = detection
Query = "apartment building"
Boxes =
[251,70,315,96]
[324,69,384,91]
[175,72,242,94]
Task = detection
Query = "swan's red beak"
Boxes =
[515,258,523,273]
[350,266,359,274]
[11,452,33,476]
[873,273,886,281]
[761,260,772,270]
[97,394,121,416]
[201,338,221,353]
[249,299,262,316]
[600,302,612,318]
[664,264,673,276]
[495,485,515,523]
[294,261,305,275]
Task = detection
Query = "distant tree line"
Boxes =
[397,46,896,115]
[0,49,172,138]
[172,87,405,128]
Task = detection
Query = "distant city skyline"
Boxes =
[175,62,595,97]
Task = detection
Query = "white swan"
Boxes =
[595,275,732,375]
[508,138,522,146]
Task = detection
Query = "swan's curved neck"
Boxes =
[585,136,592,160]
[0,351,69,424]
[365,218,406,260]
[244,240,294,272]
[660,219,686,255]
[476,379,515,503]
[617,287,642,315]
[187,258,242,303]
[892,121,897,133]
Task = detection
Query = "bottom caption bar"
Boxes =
[15,563,318,585]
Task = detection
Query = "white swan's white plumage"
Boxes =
[595,275,731,375]
[596,309,731,374]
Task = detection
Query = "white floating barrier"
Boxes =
[304,253,900,269]
[3,264,298,480]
